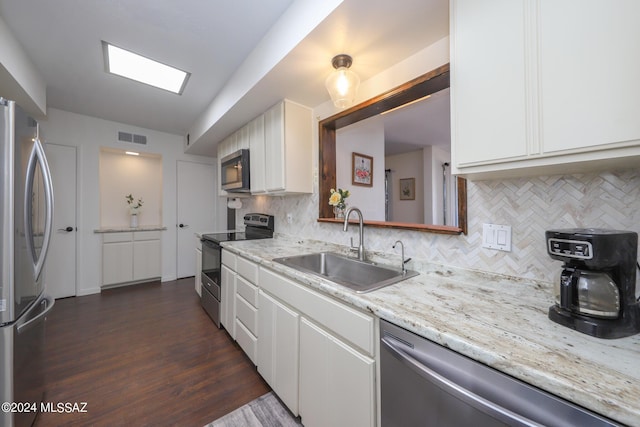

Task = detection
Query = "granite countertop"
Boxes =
[221,236,640,426]
[94,225,167,233]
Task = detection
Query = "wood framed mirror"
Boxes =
[317,63,467,235]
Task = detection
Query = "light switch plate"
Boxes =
[482,223,512,252]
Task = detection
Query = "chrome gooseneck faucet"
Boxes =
[392,240,412,275]
[344,207,366,261]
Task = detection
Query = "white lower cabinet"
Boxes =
[102,239,133,285]
[235,318,258,364]
[220,263,237,339]
[257,289,300,415]
[299,318,375,427]
[258,266,376,427]
[222,254,377,425]
[235,275,259,364]
[132,238,161,281]
[102,231,161,286]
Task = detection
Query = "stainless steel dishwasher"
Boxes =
[380,319,622,427]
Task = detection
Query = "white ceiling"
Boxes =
[0,0,450,155]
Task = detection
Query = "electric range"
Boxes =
[200,213,274,327]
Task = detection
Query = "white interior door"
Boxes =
[176,160,217,279]
[44,143,77,299]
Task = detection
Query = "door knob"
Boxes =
[178,223,189,228]
[58,226,74,232]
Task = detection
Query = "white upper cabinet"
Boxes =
[451,0,530,166]
[451,0,640,178]
[248,114,266,194]
[539,0,640,154]
[263,100,313,194]
[218,99,312,196]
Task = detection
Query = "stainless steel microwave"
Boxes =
[221,149,250,192]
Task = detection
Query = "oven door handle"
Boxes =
[381,336,542,427]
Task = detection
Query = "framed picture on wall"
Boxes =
[352,152,373,187]
[399,178,415,200]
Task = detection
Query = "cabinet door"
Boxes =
[133,239,161,281]
[539,0,640,154]
[237,124,250,150]
[249,114,266,194]
[264,102,285,191]
[299,318,375,427]
[451,0,530,166]
[257,290,300,415]
[217,136,230,197]
[102,242,133,285]
[220,264,237,338]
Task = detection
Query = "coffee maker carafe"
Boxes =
[546,228,640,338]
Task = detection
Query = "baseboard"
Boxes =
[77,287,101,296]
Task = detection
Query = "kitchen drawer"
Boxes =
[236,294,258,335]
[133,230,161,241]
[235,319,257,365]
[103,232,133,243]
[236,275,258,307]
[237,256,258,284]
[221,249,237,270]
[260,267,374,356]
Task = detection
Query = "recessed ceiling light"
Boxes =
[102,41,190,94]
[125,151,140,156]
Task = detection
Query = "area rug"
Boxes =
[206,392,303,427]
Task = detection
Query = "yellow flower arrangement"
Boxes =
[328,188,350,209]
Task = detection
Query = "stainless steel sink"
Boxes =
[273,252,419,293]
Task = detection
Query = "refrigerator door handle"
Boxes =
[24,136,54,280]
[16,294,54,335]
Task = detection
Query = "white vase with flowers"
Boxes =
[126,194,143,228]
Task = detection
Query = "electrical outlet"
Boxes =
[482,223,512,252]
[286,213,293,224]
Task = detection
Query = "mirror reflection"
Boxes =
[335,88,454,226]
[318,65,467,234]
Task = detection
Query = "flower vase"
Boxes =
[130,214,139,228]
[334,205,346,219]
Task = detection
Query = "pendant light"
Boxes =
[325,54,360,108]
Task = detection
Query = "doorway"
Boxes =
[44,143,77,299]
[176,160,218,279]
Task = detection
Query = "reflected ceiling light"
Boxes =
[103,41,190,94]
[125,151,140,156]
[325,54,360,109]
[381,94,432,115]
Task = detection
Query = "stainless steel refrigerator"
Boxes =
[1,98,55,427]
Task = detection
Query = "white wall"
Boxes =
[336,116,385,220]
[99,150,163,228]
[0,15,46,116]
[40,108,217,295]
[386,150,424,223]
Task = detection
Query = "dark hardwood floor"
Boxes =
[36,278,270,427]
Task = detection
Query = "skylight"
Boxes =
[102,41,190,94]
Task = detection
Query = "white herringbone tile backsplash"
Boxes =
[238,169,640,284]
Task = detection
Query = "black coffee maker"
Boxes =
[546,228,640,338]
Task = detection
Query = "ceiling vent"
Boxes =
[118,131,147,145]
